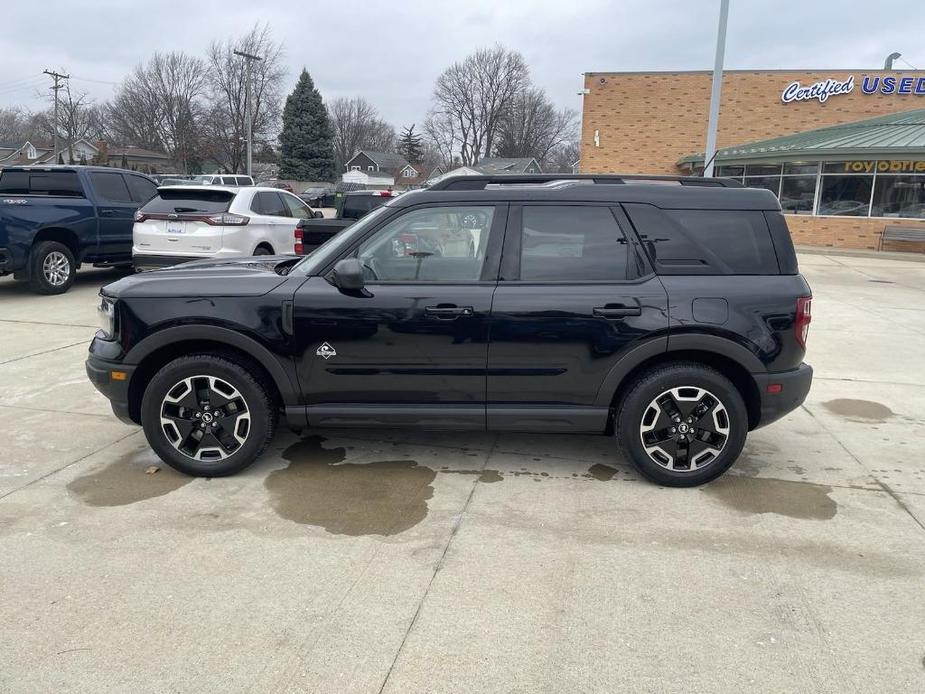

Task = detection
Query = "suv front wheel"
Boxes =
[140,354,277,476]
[617,363,747,486]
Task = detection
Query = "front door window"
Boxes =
[355,206,494,282]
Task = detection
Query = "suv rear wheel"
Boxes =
[140,354,277,476]
[617,363,747,486]
[29,241,76,294]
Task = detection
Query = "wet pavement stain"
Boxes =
[823,398,895,423]
[705,476,837,520]
[68,451,192,507]
[268,435,436,536]
[588,464,618,481]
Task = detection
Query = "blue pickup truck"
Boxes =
[0,166,158,294]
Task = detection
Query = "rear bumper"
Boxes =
[752,363,813,429]
[133,254,204,272]
[86,351,137,426]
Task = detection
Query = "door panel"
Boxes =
[293,278,493,427]
[90,172,136,259]
[486,203,669,431]
[291,203,505,428]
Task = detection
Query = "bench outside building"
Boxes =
[880,224,925,252]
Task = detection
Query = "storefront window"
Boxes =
[871,175,925,218]
[745,164,781,176]
[743,175,780,195]
[818,176,873,216]
[780,176,816,214]
[715,165,744,178]
[783,162,818,175]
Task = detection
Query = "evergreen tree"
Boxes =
[279,69,335,180]
[397,124,423,163]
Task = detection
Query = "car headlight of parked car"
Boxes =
[97,295,117,338]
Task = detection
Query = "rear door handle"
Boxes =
[593,305,642,319]
[425,305,474,319]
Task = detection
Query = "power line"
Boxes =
[69,75,120,86]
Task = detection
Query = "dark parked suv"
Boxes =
[86,174,812,486]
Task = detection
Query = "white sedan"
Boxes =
[132,185,322,270]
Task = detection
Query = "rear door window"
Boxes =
[140,189,235,214]
[623,204,779,275]
[89,172,133,203]
[342,194,383,220]
[126,175,158,204]
[514,206,629,281]
[252,191,289,217]
[0,170,83,196]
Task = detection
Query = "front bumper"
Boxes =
[86,350,137,426]
[132,254,205,272]
[752,363,813,429]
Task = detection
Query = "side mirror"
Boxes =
[313,210,324,219]
[332,257,365,291]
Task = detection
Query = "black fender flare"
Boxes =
[592,334,765,407]
[124,325,300,404]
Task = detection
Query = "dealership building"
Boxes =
[579,69,925,251]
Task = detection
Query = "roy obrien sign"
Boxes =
[781,74,925,104]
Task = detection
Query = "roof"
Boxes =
[348,150,408,170]
[475,157,540,174]
[392,176,777,211]
[107,146,170,160]
[679,108,925,165]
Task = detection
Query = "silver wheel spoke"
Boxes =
[639,386,730,473]
[160,375,250,462]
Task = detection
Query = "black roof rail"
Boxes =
[427,173,743,191]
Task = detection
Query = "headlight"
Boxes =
[97,295,116,338]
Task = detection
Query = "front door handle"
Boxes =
[99,209,117,217]
[425,305,474,319]
[593,305,642,319]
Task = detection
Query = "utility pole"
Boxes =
[43,69,69,164]
[233,50,263,176]
[703,0,729,177]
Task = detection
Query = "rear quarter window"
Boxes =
[623,203,779,275]
[141,189,235,214]
[0,170,83,197]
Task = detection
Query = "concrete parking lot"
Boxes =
[1,252,924,693]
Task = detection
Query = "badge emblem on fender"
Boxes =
[316,342,336,359]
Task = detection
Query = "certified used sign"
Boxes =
[781,74,925,104]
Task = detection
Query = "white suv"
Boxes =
[132,186,322,271]
[193,174,254,186]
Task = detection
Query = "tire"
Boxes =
[140,354,277,477]
[28,241,76,294]
[616,362,748,487]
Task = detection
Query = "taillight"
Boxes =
[205,213,249,226]
[795,296,812,349]
[134,210,147,222]
[294,228,304,255]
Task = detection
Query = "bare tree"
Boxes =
[31,84,106,161]
[108,52,207,172]
[494,87,577,167]
[544,140,581,174]
[204,23,286,173]
[423,111,459,168]
[328,96,395,172]
[0,107,35,142]
[428,45,529,166]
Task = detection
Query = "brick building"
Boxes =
[580,69,925,251]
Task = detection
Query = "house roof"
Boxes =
[107,146,170,160]
[679,108,925,165]
[349,150,408,170]
[475,157,540,173]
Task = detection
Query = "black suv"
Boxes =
[86,174,813,486]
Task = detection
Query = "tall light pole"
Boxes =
[43,69,69,164]
[703,0,730,177]
[233,49,263,176]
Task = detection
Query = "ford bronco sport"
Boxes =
[86,174,813,486]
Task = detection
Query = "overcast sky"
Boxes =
[1,0,923,127]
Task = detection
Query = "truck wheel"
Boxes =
[140,354,277,477]
[616,362,748,487]
[29,241,76,294]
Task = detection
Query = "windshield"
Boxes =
[290,205,393,276]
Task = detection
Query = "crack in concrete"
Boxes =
[0,340,89,366]
[376,434,498,694]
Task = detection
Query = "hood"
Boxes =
[103,255,303,299]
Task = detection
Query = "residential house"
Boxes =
[0,139,173,173]
[341,168,396,188]
[344,150,408,176]
[393,162,440,190]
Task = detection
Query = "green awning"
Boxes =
[679,108,925,166]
